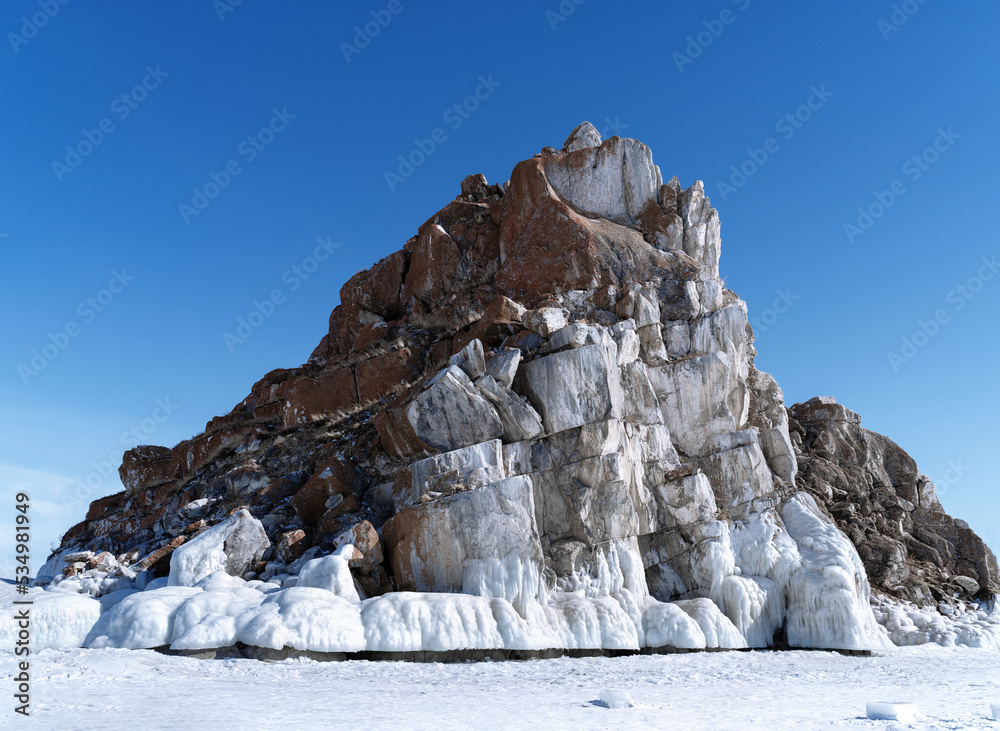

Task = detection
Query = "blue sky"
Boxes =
[1,0,998,568]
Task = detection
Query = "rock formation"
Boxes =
[29,122,999,656]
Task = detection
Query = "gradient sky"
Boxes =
[1,0,998,572]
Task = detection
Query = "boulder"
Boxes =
[119,445,173,492]
[474,376,544,442]
[405,366,503,452]
[275,530,307,562]
[484,347,521,387]
[549,322,601,351]
[167,510,270,587]
[331,520,383,574]
[522,307,568,336]
[448,338,486,379]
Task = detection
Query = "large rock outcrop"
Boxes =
[790,397,999,604]
[34,123,998,656]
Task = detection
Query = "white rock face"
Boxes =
[399,440,505,511]
[544,136,662,225]
[523,307,569,336]
[406,365,503,452]
[385,475,543,599]
[449,338,486,379]
[648,352,744,456]
[549,322,601,351]
[474,375,544,442]
[168,510,270,587]
[562,121,602,153]
[485,347,521,387]
[517,344,624,435]
[680,180,721,280]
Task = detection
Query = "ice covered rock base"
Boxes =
[29,123,999,658]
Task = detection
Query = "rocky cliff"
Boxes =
[34,123,999,655]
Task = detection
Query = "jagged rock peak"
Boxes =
[563,121,602,152]
[30,124,999,658]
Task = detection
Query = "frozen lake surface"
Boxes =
[2,643,998,729]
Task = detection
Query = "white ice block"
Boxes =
[990,703,1000,721]
[866,702,918,722]
[599,690,635,709]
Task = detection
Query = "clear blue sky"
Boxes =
[2,0,998,570]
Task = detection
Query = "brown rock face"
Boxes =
[132,535,187,576]
[291,456,369,526]
[331,520,383,573]
[790,397,1000,603]
[275,529,307,562]
[119,445,173,492]
[277,369,358,427]
[356,347,424,404]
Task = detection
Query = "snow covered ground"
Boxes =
[2,644,999,729]
[3,568,998,730]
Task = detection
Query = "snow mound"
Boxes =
[87,587,201,649]
[361,591,505,652]
[0,589,101,650]
[236,586,366,652]
[642,601,707,649]
[170,577,266,651]
[296,547,360,602]
[873,595,1000,650]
